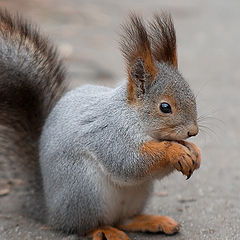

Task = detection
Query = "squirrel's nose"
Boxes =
[187,125,199,137]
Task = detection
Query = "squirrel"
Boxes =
[0,9,201,240]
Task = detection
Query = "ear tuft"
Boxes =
[120,13,157,103]
[149,13,178,68]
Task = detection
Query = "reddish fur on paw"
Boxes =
[89,226,130,240]
[178,140,201,169]
[140,140,171,170]
[141,140,201,179]
[168,141,201,179]
[119,214,180,235]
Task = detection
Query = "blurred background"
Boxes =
[0,0,239,239]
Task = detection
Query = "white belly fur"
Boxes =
[101,175,152,225]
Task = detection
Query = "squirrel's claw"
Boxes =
[186,170,193,180]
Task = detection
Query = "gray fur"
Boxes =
[40,84,153,233]
[39,63,197,234]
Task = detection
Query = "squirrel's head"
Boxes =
[120,13,198,141]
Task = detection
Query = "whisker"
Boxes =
[197,115,223,124]
[198,124,219,138]
[198,128,211,143]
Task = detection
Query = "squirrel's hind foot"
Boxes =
[118,214,180,235]
[88,226,130,240]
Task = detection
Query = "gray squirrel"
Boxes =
[0,9,201,240]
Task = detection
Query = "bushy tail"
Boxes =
[0,9,67,219]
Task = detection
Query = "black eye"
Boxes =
[160,102,172,114]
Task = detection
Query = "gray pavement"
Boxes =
[0,0,240,239]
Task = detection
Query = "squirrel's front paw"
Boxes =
[167,141,201,179]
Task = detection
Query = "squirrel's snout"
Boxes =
[187,125,199,138]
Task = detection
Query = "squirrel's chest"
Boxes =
[101,178,152,224]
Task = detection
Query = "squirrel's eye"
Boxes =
[160,102,172,114]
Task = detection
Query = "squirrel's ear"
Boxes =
[149,13,178,68]
[120,13,157,103]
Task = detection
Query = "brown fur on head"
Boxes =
[120,13,198,141]
[120,12,178,103]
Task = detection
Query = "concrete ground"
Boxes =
[0,0,239,239]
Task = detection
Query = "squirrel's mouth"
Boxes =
[153,133,189,142]
[157,136,189,142]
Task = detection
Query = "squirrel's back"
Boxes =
[0,9,66,218]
